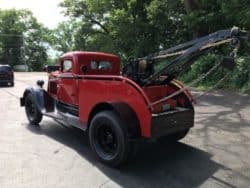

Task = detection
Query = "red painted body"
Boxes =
[47,51,194,138]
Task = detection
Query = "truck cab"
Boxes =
[48,52,120,106]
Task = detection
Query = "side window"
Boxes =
[90,61,98,70]
[98,61,112,70]
[63,60,72,72]
[90,61,112,70]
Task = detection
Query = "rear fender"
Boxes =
[88,102,140,139]
[111,102,140,138]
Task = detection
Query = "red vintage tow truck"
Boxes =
[20,27,249,166]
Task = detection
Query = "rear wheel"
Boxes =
[158,129,190,143]
[25,93,43,125]
[89,111,132,167]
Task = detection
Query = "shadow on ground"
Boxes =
[0,84,13,88]
[194,91,250,152]
[26,120,224,188]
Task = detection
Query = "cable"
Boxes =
[194,73,230,100]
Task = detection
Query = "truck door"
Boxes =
[57,59,78,106]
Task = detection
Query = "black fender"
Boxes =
[20,86,55,113]
[111,102,140,138]
[88,102,141,139]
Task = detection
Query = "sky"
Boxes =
[0,0,65,28]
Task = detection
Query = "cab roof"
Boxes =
[60,51,121,75]
[60,51,119,60]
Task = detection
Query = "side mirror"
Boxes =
[37,80,44,88]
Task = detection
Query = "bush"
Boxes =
[180,54,250,93]
[229,56,250,92]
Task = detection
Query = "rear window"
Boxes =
[90,61,112,70]
[0,66,12,71]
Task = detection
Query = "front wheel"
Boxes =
[89,111,132,167]
[25,93,43,125]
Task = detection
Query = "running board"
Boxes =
[43,111,87,131]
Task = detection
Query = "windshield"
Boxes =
[0,66,12,71]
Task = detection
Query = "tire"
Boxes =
[158,129,190,144]
[89,111,132,167]
[10,82,14,87]
[25,93,43,125]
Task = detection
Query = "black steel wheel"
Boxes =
[25,93,43,125]
[89,111,131,167]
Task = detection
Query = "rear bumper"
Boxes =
[151,107,194,138]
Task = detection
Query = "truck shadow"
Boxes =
[26,120,225,188]
[0,84,13,88]
[194,90,250,157]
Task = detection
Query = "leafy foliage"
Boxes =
[183,0,250,35]
[0,9,48,71]
[59,0,188,58]
[1,1,249,91]
[56,0,250,92]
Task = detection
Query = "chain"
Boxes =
[149,59,227,107]
[193,72,230,100]
[187,62,222,87]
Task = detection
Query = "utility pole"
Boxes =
[0,33,27,71]
[21,35,28,71]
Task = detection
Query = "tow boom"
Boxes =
[122,27,250,86]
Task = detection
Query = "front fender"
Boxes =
[20,86,46,113]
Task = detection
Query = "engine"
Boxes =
[122,58,155,85]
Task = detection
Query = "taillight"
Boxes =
[8,72,13,77]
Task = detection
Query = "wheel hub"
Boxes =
[96,124,117,156]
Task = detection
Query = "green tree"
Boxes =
[0,9,48,71]
[49,20,77,53]
[56,0,250,92]
[60,0,186,59]
[183,0,250,36]
[0,10,24,66]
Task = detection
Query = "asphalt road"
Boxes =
[0,72,250,188]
